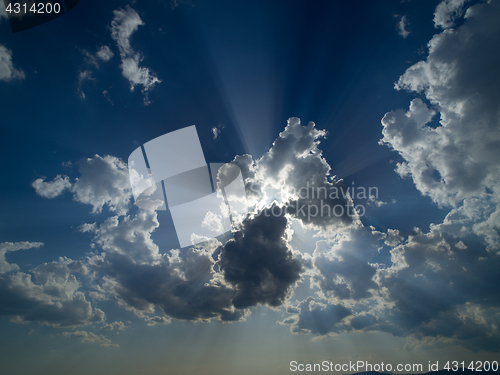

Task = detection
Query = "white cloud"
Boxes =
[397,15,410,38]
[32,155,132,215]
[110,5,161,105]
[0,242,43,273]
[71,155,132,215]
[32,175,71,198]
[96,46,114,62]
[0,44,25,82]
[381,0,500,208]
[434,0,470,29]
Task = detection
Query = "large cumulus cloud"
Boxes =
[282,0,500,353]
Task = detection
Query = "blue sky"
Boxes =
[1,0,500,374]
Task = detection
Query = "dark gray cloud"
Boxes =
[96,248,244,322]
[219,208,303,309]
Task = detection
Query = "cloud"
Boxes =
[32,175,72,198]
[110,5,161,105]
[101,321,126,331]
[92,247,244,322]
[146,316,171,326]
[288,297,352,335]
[96,46,114,62]
[397,15,410,38]
[0,251,105,327]
[63,330,119,347]
[0,242,43,273]
[219,209,303,309]
[212,124,225,139]
[0,44,25,82]
[33,155,132,215]
[434,0,470,29]
[381,0,500,208]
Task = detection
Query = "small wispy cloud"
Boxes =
[110,5,161,105]
[212,124,225,139]
[396,15,410,38]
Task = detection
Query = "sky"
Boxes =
[1,0,500,374]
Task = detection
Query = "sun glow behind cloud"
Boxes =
[1,0,500,373]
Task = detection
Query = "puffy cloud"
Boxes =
[374,225,500,351]
[33,155,132,215]
[63,330,119,347]
[434,0,470,29]
[219,209,303,309]
[0,44,25,82]
[81,210,160,264]
[32,175,71,199]
[381,0,500,208]
[212,124,225,139]
[371,0,500,350]
[312,226,384,302]
[239,118,356,232]
[1,243,103,328]
[110,5,161,105]
[0,242,43,273]
[94,247,244,322]
[0,259,104,327]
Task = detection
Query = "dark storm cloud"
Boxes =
[218,209,303,309]
[96,248,245,322]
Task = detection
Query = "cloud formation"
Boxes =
[0,44,25,82]
[110,5,161,105]
[0,246,105,328]
[381,0,500,208]
[281,0,500,353]
[397,15,410,38]
[33,155,132,215]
